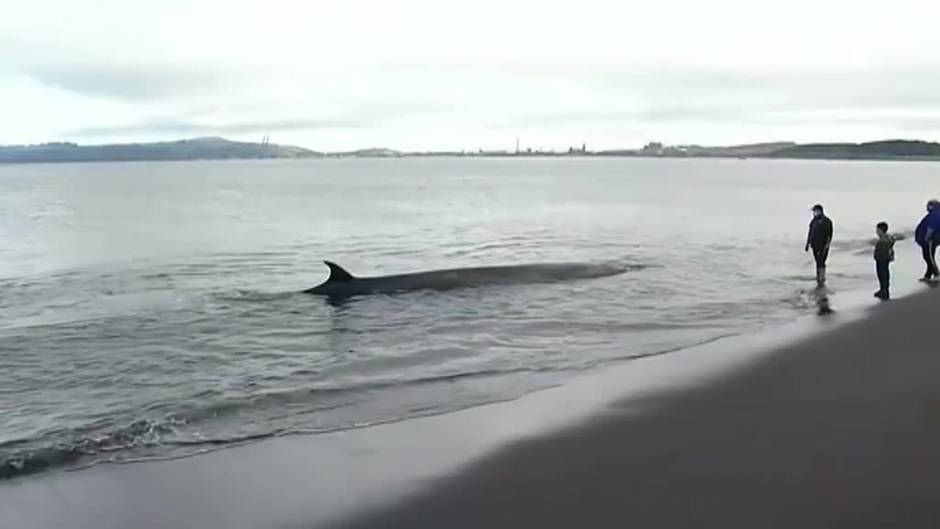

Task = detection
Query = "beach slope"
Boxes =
[334,289,940,529]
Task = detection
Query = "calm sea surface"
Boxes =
[1,157,936,479]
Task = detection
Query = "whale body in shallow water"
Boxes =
[303,261,629,297]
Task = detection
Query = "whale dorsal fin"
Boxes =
[324,261,355,282]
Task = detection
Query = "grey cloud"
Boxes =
[592,67,940,111]
[498,65,940,131]
[494,111,640,128]
[766,112,940,131]
[420,62,940,113]
[502,106,940,133]
[28,64,243,101]
[174,100,451,123]
[0,32,243,101]
[497,104,757,129]
[65,99,453,138]
[350,100,452,119]
[67,117,373,138]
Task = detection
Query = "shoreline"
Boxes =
[1,277,918,529]
[2,258,906,483]
[4,154,940,166]
[332,287,940,529]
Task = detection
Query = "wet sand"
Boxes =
[334,289,940,529]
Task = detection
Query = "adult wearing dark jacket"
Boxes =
[805,204,834,285]
[915,199,940,281]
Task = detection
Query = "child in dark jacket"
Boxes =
[873,221,896,300]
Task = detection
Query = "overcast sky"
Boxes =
[2,0,939,151]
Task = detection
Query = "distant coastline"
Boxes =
[3,137,940,164]
[0,137,318,164]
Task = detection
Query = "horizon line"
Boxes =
[3,136,938,153]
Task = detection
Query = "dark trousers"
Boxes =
[922,242,939,279]
[876,259,890,294]
[812,246,829,269]
[811,245,829,283]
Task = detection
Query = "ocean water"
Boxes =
[1,157,936,479]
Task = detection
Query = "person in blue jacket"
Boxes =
[915,199,940,281]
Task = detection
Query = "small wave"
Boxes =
[571,260,658,273]
[0,329,755,480]
[0,367,547,480]
[212,289,298,303]
[194,366,556,417]
[778,271,866,282]
[0,417,185,480]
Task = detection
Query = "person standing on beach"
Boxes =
[914,199,940,282]
[805,204,834,285]
[873,222,896,300]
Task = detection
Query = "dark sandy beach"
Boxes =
[334,288,940,529]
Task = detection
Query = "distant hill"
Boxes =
[681,142,797,157]
[6,137,940,164]
[597,140,940,160]
[767,140,940,159]
[0,137,320,164]
[330,148,403,158]
[596,142,796,158]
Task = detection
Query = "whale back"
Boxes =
[304,260,630,298]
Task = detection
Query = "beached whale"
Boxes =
[303,260,628,297]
